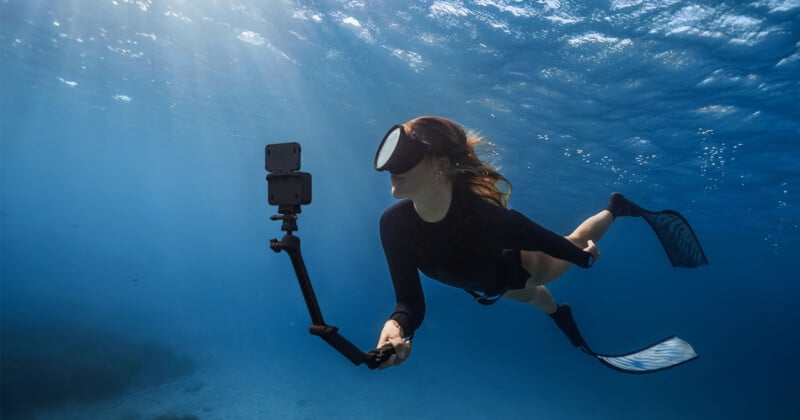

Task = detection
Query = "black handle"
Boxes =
[364,344,396,369]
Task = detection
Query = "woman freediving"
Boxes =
[373,116,706,371]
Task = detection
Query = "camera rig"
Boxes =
[265,142,394,369]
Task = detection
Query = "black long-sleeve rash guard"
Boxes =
[379,186,593,338]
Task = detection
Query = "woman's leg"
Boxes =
[522,209,614,285]
[506,209,615,313]
[504,285,558,314]
[564,209,615,249]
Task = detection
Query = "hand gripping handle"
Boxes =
[364,344,396,369]
[309,324,396,369]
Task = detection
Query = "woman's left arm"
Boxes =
[507,209,596,267]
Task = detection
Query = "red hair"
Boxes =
[405,116,512,207]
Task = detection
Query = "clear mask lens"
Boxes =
[376,126,401,170]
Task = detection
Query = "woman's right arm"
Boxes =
[377,206,425,368]
[379,205,426,336]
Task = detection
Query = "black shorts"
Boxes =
[497,248,531,291]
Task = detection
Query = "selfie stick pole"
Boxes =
[267,159,394,369]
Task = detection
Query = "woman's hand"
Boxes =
[584,239,599,263]
[376,319,412,369]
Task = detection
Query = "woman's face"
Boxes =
[389,155,437,199]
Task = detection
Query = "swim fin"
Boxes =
[592,335,699,374]
[549,304,699,374]
[611,193,708,268]
[549,303,592,354]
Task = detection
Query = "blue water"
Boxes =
[2,1,799,419]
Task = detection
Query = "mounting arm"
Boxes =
[269,212,395,369]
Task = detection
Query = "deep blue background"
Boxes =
[2,1,799,419]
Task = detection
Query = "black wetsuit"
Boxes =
[379,183,593,337]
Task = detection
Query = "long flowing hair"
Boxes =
[405,116,512,207]
[455,130,512,207]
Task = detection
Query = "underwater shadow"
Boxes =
[0,317,195,419]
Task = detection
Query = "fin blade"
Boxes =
[593,336,699,374]
[639,209,709,268]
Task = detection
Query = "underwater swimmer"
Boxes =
[373,116,706,370]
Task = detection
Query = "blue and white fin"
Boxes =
[593,335,699,374]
